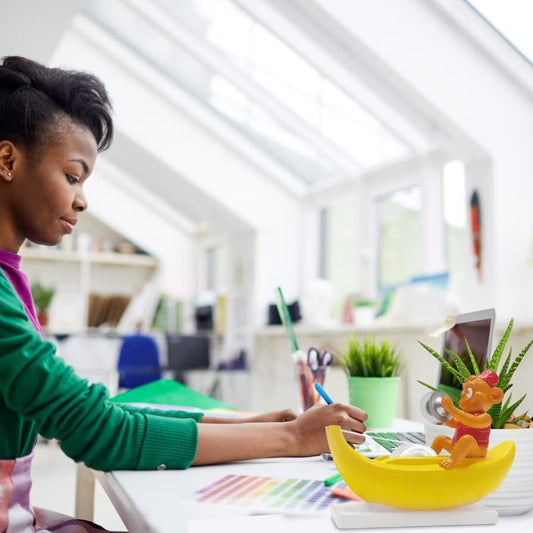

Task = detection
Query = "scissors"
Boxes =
[307,347,333,372]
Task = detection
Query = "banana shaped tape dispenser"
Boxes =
[326,425,515,510]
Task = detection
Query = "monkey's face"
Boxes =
[458,377,494,413]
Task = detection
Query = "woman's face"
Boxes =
[7,122,98,251]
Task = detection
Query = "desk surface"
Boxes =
[95,458,532,533]
[95,420,533,532]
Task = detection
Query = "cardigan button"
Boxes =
[157,464,167,471]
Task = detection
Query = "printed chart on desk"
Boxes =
[191,474,348,514]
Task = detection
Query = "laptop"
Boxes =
[165,334,210,384]
[328,308,496,459]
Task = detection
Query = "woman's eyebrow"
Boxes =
[69,158,89,174]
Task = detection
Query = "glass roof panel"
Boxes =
[83,0,409,186]
[160,0,408,167]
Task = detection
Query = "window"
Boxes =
[377,186,422,293]
[319,197,357,312]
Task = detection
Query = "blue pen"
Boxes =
[314,382,334,404]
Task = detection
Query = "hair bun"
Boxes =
[0,67,31,91]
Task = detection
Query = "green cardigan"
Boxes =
[0,268,202,470]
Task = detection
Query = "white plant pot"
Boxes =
[354,306,376,327]
[424,422,533,516]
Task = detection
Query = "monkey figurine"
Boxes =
[431,369,504,470]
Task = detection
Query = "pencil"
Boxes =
[314,382,334,404]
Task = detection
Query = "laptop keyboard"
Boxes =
[321,430,427,460]
[366,431,426,453]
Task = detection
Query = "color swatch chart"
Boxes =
[193,474,343,514]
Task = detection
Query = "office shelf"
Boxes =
[21,247,159,333]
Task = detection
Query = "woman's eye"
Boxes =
[66,175,79,185]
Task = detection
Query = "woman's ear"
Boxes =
[0,141,16,182]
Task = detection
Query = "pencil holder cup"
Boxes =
[295,361,329,412]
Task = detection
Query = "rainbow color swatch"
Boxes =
[193,474,344,514]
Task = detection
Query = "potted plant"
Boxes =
[30,281,55,327]
[336,336,402,428]
[418,318,533,515]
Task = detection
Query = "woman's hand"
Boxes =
[285,403,367,457]
[194,402,367,464]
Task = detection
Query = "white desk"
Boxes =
[93,419,533,532]
[95,458,532,533]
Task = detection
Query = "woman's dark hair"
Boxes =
[0,56,113,156]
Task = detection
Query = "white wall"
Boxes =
[0,0,82,63]
[85,164,195,300]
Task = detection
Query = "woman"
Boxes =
[0,56,367,532]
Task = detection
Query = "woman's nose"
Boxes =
[73,190,88,212]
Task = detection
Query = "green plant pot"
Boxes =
[347,376,400,429]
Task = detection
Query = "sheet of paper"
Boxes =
[190,474,347,515]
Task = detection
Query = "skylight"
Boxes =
[84,0,409,186]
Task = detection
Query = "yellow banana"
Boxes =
[326,425,515,510]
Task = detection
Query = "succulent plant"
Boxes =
[418,318,533,429]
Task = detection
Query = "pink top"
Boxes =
[1,248,108,532]
[0,249,43,335]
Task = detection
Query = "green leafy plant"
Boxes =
[30,281,55,313]
[336,336,402,377]
[418,318,533,429]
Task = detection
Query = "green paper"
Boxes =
[111,378,235,410]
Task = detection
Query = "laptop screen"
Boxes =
[166,334,210,383]
[437,308,495,399]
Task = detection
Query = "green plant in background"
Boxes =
[418,318,533,429]
[336,336,402,377]
[30,281,55,313]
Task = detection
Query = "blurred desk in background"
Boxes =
[254,322,533,422]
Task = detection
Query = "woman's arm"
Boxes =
[200,409,297,424]
[193,403,367,464]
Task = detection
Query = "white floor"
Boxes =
[31,439,126,531]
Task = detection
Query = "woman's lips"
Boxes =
[61,218,76,234]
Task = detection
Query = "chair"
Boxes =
[117,333,162,389]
